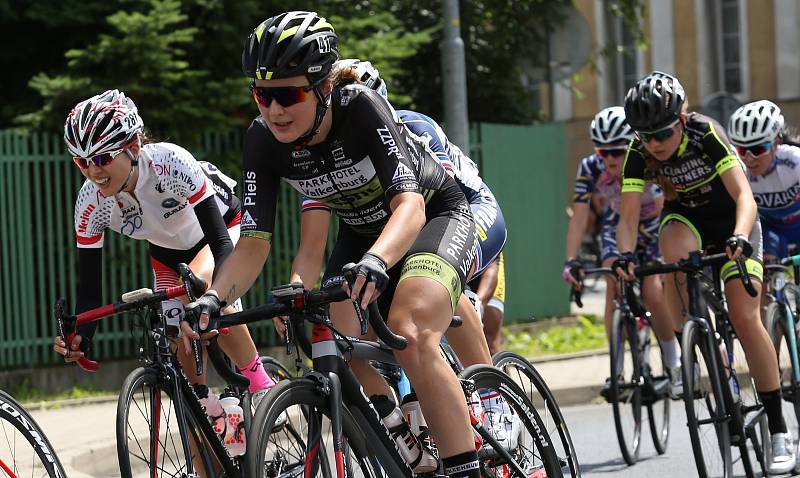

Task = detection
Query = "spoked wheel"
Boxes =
[609,310,642,465]
[493,351,581,477]
[249,378,383,478]
[682,320,733,478]
[641,327,670,455]
[460,364,564,478]
[116,367,219,478]
[0,390,67,478]
[764,302,800,441]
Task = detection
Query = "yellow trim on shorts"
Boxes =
[492,252,505,303]
[399,253,461,310]
[721,258,764,283]
[659,213,702,249]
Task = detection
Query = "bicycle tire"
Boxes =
[642,330,670,455]
[609,309,642,465]
[0,390,67,478]
[682,320,733,478]
[116,367,221,478]
[248,377,384,477]
[492,351,581,478]
[460,364,564,478]
[261,356,294,381]
[764,301,800,439]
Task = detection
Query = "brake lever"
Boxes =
[55,298,99,372]
[341,263,369,335]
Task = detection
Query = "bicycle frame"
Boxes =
[766,259,800,386]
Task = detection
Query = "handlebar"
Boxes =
[569,267,613,308]
[55,263,205,372]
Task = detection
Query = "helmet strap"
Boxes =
[295,78,331,146]
[116,149,139,194]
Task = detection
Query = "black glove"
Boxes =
[611,251,636,276]
[725,234,753,257]
[185,293,225,331]
[563,259,585,282]
[352,252,390,293]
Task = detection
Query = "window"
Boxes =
[720,0,742,94]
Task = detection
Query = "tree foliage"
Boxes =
[4,0,647,142]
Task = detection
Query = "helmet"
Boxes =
[590,106,633,145]
[242,11,338,85]
[728,100,784,146]
[64,89,143,158]
[624,71,686,132]
[333,58,388,98]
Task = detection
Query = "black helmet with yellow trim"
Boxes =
[242,11,338,86]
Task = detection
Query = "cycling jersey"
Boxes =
[621,112,740,216]
[747,144,800,256]
[573,153,662,219]
[241,84,477,306]
[243,85,456,240]
[600,211,660,262]
[74,142,238,250]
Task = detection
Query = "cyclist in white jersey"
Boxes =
[728,100,800,261]
[563,106,682,397]
[52,90,276,403]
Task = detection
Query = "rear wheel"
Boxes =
[609,310,642,465]
[682,320,732,478]
[764,302,800,440]
[493,351,580,477]
[460,364,564,478]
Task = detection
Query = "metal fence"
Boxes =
[0,123,568,370]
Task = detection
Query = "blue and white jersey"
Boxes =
[397,110,484,201]
[748,144,800,237]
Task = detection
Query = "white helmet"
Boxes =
[728,100,784,147]
[590,106,634,145]
[333,58,388,99]
[64,89,143,158]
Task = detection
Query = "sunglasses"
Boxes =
[637,120,680,143]
[735,142,773,157]
[596,147,627,158]
[73,148,127,169]
[251,84,314,108]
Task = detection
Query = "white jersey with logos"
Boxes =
[74,142,236,250]
[747,144,800,236]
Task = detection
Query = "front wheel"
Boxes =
[764,301,800,440]
[609,309,642,465]
[642,328,670,455]
[0,390,67,478]
[116,367,218,478]
[493,351,580,477]
[682,320,733,478]
[248,377,382,477]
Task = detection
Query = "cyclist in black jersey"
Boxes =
[185,11,481,476]
[617,71,795,473]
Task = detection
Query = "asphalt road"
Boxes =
[562,400,797,478]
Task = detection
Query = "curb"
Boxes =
[22,394,118,411]
[529,348,608,364]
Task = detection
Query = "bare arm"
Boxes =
[720,165,757,257]
[290,210,332,286]
[565,202,591,260]
[368,192,426,267]
[206,236,271,304]
[476,259,499,305]
[616,191,643,254]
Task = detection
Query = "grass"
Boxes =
[9,380,114,406]
[504,315,607,358]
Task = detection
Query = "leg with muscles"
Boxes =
[391,268,478,477]
[657,219,701,397]
[643,275,681,370]
[446,294,492,367]
[483,301,503,356]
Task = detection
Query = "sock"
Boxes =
[661,337,681,369]
[240,354,276,393]
[759,389,787,434]
[443,450,480,478]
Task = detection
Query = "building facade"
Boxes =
[557,0,800,195]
